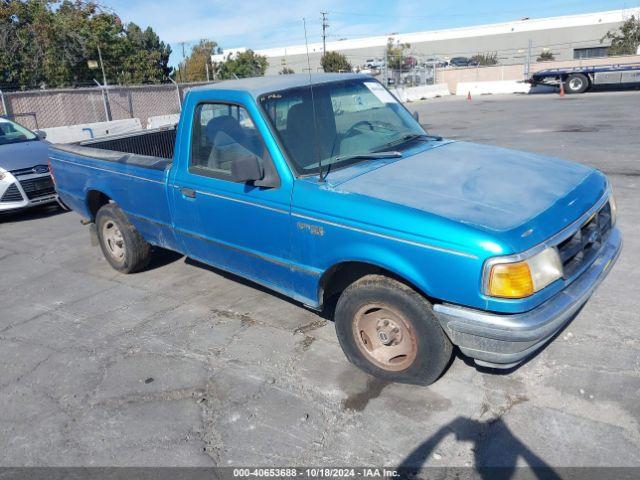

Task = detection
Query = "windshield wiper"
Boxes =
[411,133,443,142]
[332,151,402,163]
[317,151,402,179]
[378,133,443,150]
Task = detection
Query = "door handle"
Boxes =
[180,187,196,199]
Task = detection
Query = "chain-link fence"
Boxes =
[0,81,213,130]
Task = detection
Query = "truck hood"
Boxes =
[331,141,606,248]
[0,140,50,171]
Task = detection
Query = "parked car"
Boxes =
[50,74,621,385]
[423,57,448,68]
[364,58,384,69]
[449,56,478,67]
[0,117,57,213]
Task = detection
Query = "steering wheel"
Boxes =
[344,120,375,138]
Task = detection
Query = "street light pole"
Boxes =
[168,77,182,110]
[93,79,112,121]
[95,45,112,121]
[97,44,108,88]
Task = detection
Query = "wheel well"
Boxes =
[86,190,111,221]
[318,261,429,313]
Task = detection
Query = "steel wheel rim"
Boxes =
[569,78,583,91]
[102,220,125,262]
[352,303,418,372]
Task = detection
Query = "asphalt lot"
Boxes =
[1,90,639,470]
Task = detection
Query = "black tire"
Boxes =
[334,275,453,385]
[564,73,589,94]
[95,203,151,273]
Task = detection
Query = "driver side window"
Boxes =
[190,103,269,178]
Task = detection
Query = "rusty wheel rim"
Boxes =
[352,303,418,372]
[102,220,125,262]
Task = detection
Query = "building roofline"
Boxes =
[249,7,640,58]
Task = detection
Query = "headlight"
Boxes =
[609,193,617,226]
[0,168,6,181]
[486,247,563,299]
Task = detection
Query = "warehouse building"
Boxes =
[235,8,640,75]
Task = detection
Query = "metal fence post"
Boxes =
[0,88,8,116]
[524,39,532,80]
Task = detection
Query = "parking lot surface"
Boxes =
[1,91,639,469]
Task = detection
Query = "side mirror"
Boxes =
[231,153,264,183]
[35,129,47,140]
[412,111,420,123]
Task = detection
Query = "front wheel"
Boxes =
[334,275,453,385]
[564,73,589,94]
[96,203,151,273]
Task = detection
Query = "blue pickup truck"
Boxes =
[49,73,621,385]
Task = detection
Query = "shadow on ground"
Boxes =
[397,416,561,479]
[0,204,66,224]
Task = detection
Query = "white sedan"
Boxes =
[0,118,58,213]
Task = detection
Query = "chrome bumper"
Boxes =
[434,227,622,369]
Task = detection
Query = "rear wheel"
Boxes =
[96,203,150,273]
[334,275,453,385]
[564,74,589,94]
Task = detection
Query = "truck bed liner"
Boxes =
[52,143,172,171]
[52,126,175,171]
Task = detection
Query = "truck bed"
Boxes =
[49,125,180,252]
[53,126,176,172]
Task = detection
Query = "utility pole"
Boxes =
[180,42,188,82]
[321,12,329,56]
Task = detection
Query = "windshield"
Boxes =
[260,78,425,175]
[0,118,37,145]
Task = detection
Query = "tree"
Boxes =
[214,50,268,80]
[173,39,219,82]
[321,51,351,73]
[386,38,411,70]
[471,52,499,66]
[0,0,172,89]
[120,23,172,84]
[279,66,294,75]
[537,50,555,62]
[602,15,640,56]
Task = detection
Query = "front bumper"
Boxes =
[0,172,57,212]
[434,227,622,368]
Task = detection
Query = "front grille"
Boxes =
[11,165,49,177]
[557,201,612,278]
[1,184,24,202]
[18,176,56,200]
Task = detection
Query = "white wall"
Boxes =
[42,119,142,144]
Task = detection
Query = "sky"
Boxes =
[103,0,636,66]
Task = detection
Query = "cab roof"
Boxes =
[189,73,368,99]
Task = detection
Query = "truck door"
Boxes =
[171,101,293,295]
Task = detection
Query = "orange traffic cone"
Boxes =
[559,82,565,97]
[467,91,472,101]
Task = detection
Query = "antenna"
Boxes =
[303,18,325,183]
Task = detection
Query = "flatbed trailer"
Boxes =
[529,62,640,93]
